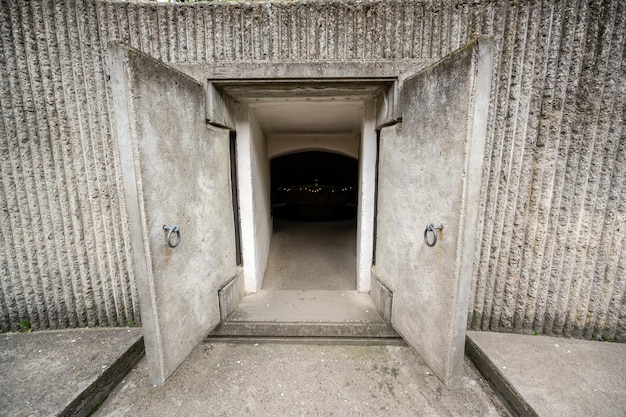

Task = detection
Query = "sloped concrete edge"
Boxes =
[211,321,399,338]
[60,336,145,417]
[465,335,536,417]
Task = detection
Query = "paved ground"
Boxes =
[3,327,625,417]
[467,331,626,417]
[0,328,143,417]
[94,339,510,417]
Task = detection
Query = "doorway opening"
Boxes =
[213,85,391,337]
[263,151,358,291]
[228,90,381,295]
[242,97,364,295]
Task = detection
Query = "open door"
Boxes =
[374,38,493,387]
[108,43,238,385]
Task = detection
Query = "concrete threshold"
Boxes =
[466,331,626,417]
[0,328,143,417]
[211,290,399,338]
[206,336,407,346]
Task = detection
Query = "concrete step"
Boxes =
[466,331,626,417]
[0,329,144,417]
[211,321,399,338]
[206,336,406,346]
[211,290,400,339]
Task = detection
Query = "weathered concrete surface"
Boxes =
[94,341,510,417]
[374,39,493,387]
[262,220,357,291]
[466,331,626,417]
[108,43,237,385]
[212,290,397,338]
[235,104,273,293]
[0,0,624,345]
[227,291,382,323]
[0,328,143,417]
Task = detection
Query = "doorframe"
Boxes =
[356,100,378,293]
[232,95,379,294]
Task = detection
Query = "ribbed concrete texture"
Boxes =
[0,0,139,331]
[0,0,624,344]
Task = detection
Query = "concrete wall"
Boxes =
[357,102,377,293]
[0,0,624,342]
[235,106,272,293]
[267,133,359,160]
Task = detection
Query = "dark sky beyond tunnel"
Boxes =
[271,151,358,188]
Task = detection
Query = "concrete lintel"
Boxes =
[209,78,393,101]
[207,81,236,130]
[172,60,436,83]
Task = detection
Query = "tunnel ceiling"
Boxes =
[252,100,363,135]
[214,80,393,136]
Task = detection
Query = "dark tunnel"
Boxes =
[271,151,358,221]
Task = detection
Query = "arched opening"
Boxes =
[263,151,359,290]
[271,151,358,221]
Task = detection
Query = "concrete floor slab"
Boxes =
[94,340,511,417]
[212,290,398,338]
[228,290,382,323]
[466,331,626,417]
[0,328,143,417]
[262,219,356,290]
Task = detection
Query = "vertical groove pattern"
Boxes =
[469,0,626,341]
[0,0,138,330]
[0,0,624,341]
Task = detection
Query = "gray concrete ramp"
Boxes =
[0,328,143,417]
[262,219,357,291]
[94,340,510,417]
[466,331,626,417]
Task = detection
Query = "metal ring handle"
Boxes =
[424,224,443,247]
[163,225,181,248]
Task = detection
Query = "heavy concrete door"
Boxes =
[109,44,238,385]
[374,39,493,387]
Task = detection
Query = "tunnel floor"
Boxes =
[261,219,357,290]
[215,218,392,337]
